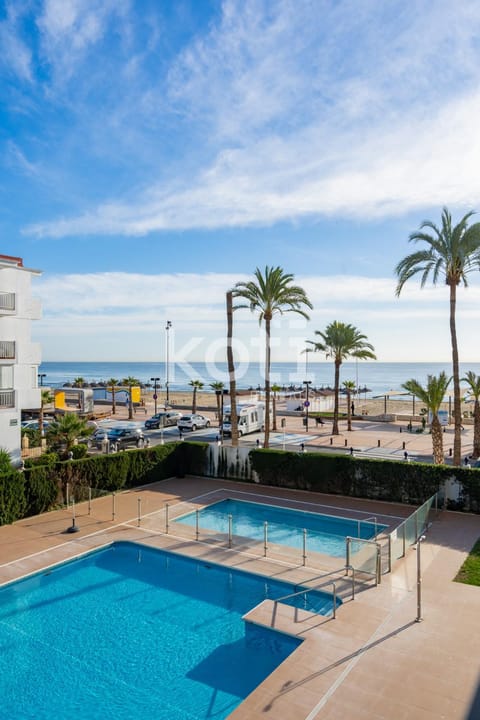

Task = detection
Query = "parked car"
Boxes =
[144,411,182,429]
[177,414,211,432]
[94,427,144,450]
[21,420,50,430]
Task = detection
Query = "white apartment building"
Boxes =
[0,255,42,466]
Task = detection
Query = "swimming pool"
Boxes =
[174,498,388,557]
[0,541,337,720]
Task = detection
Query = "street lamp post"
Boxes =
[303,380,312,432]
[38,373,46,387]
[150,377,161,415]
[165,320,172,407]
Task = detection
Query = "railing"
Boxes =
[358,515,378,539]
[0,292,15,312]
[0,389,15,408]
[345,537,382,584]
[387,492,438,571]
[273,580,341,618]
[0,340,15,359]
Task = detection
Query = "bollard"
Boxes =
[449,448,452,457]
[377,439,381,447]
[330,438,333,445]
[400,427,402,433]
[344,439,347,447]
[402,441,406,449]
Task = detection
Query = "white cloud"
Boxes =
[33,271,480,363]
[0,2,33,81]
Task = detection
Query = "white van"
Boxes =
[222,402,265,436]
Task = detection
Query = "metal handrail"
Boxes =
[273,580,340,618]
[364,516,378,538]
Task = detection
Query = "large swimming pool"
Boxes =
[174,498,388,557]
[0,541,338,720]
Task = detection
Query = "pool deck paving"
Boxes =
[0,475,479,719]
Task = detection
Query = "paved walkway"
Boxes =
[1,477,479,719]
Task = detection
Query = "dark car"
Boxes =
[144,411,182,429]
[95,427,144,450]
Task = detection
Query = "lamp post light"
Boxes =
[150,377,161,415]
[303,380,312,433]
[38,373,46,387]
[165,320,172,407]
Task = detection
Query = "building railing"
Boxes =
[0,341,15,359]
[0,292,15,312]
[0,389,15,408]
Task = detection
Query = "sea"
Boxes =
[38,361,480,398]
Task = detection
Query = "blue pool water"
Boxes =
[0,541,338,720]
[175,499,387,557]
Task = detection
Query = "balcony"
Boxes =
[0,341,15,360]
[0,292,15,314]
[0,389,15,408]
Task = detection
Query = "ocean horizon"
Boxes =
[38,361,480,397]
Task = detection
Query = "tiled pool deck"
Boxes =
[1,476,479,719]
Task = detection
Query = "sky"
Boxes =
[2,0,480,365]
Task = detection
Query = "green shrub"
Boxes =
[0,471,26,525]
[24,452,59,468]
[23,466,59,516]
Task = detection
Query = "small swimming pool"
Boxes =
[0,541,337,720]
[174,498,387,557]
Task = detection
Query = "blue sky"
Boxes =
[2,0,480,364]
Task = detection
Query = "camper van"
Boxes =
[222,402,265,436]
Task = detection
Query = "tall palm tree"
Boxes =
[226,290,239,446]
[189,380,204,414]
[308,322,376,435]
[233,266,312,448]
[395,208,480,466]
[343,380,356,432]
[73,377,85,388]
[210,381,225,423]
[402,373,452,464]
[462,371,480,459]
[107,378,119,415]
[122,376,141,420]
[271,384,282,432]
[39,389,54,439]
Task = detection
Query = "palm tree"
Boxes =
[46,414,93,454]
[462,371,480,459]
[271,384,282,432]
[39,389,54,439]
[226,290,239,446]
[395,208,480,466]
[308,322,376,435]
[343,380,356,432]
[107,378,119,415]
[73,377,85,388]
[189,380,204,414]
[122,376,141,420]
[233,266,312,448]
[402,373,452,464]
[210,381,225,423]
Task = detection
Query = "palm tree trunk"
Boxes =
[450,284,461,465]
[128,390,134,420]
[332,360,340,435]
[264,317,271,448]
[192,388,197,414]
[431,417,444,464]
[112,387,116,415]
[474,400,480,458]
[226,291,239,446]
[272,393,277,431]
[346,390,352,432]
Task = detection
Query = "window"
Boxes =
[0,365,13,389]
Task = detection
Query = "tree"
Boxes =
[210,381,225,423]
[271,384,282,432]
[107,378,119,415]
[122,376,141,420]
[189,380,204,414]
[226,291,239,446]
[395,208,480,466]
[39,389,54,439]
[0,448,13,473]
[73,377,85,388]
[462,371,480,459]
[308,322,376,435]
[46,414,93,455]
[343,380,356,432]
[402,373,452,464]
[233,266,312,448]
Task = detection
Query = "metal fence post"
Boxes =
[137,498,141,527]
[88,486,92,516]
[263,521,268,557]
[195,509,199,541]
[112,492,116,521]
[302,528,307,566]
[165,503,169,534]
[332,582,337,619]
[66,482,69,507]
[228,514,232,548]
[346,537,351,570]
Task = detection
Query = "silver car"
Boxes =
[177,414,211,431]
